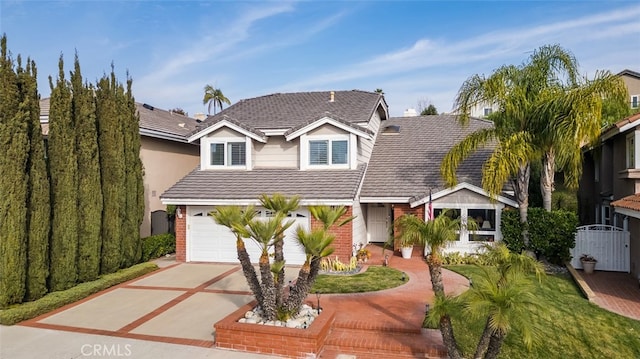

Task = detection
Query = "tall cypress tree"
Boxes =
[96,70,125,274]
[21,57,51,301]
[0,35,29,307]
[72,55,103,282]
[120,75,144,267]
[48,56,78,291]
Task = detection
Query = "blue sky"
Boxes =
[2,1,639,117]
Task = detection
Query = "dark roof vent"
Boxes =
[142,103,154,111]
[382,125,400,135]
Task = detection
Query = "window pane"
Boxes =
[210,143,224,165]
[468,209,496,230]
[309,140,328,165]
[332,140,348,164]
[228,142,246,166]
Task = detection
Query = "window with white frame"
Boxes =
[632,95,639,109]
[627,132,636,169]
[433,206,499,243]
[483,107,493,117]
[209,141,246,167]
[308,139,348,166]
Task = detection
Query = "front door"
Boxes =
[368,204,389,243]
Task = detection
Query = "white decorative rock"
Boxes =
[245,318,258,324]
[238,318,247,323]
[244,311,254,319]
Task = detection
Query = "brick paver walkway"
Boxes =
[577,269,640,321]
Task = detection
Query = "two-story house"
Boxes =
[578,69,640,278]
[161,90,516,264]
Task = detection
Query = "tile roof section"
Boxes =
[39,98,200,141]
[601,112,640,139]
[283,111,374,138]
[611,194,640,212]
[136,103,200,138]
[193,90,384,134]
[360,115,494,199]
[161,164,367,202]
[198,114,267,141]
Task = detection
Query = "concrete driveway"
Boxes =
[2,260,286,359]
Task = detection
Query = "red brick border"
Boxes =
[214,301,336,358]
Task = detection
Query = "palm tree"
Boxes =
[442,45,587,229]
[463,244,545,359]
[202,84,231,115]
[534,70,627,210]
[211,206,262,303]
[395,210,474,359]
[213,196,342,322]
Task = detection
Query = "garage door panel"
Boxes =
[187,206,308,264]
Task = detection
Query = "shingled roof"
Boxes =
[161,164,367,203]
[137,103,200,141]
[360,115,494,200]
[193,90,385,134]
[40,98,199,141]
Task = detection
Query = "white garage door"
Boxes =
[187,206,309,265]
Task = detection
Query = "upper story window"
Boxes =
[483,107,493,117]
[210,142,246,166]
[626,132,636,169]
[201,134,251,170]
[632,95,639,109]
[307,137,349,167]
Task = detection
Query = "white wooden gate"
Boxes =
[571,225,630,272]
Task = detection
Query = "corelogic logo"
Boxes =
[81,344,132,357]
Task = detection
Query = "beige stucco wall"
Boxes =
[140,136,199,237]
[622,74,640,99]
[253,136,299,168]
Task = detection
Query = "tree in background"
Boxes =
[374,88,384,95]
[170,107,187,116]
[48,56,79,291]
[96,69,126,274]
[417,97,439,116]
[21,56,51,301]
[0,35,29,306]
[203,84,230,115]
[421,104,438,116]
[121,75,144,268]
[72,54,103,282]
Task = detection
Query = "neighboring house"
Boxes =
[161,90,517,264]
[40,99,200,238]
[579,112,640,278]
[359,115,517,254]
[618,69,640,110]
[577,69,640,277]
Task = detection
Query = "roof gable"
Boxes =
[188,115,267,143]
[284,113,374,141]
[410,182,518,208]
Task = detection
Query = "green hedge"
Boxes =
[500,208,577,264]
[0,262,157,325]
[141,233,176,262]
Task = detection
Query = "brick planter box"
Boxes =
[214,301,336,358]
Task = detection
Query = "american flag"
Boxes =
[427,189,434,221]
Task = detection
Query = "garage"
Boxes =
[186,206,309,265]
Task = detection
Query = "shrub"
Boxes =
[442,251,492,266]
[528,208,578,264]
[0,262,157,325]
[500,209,525,252]
[141,233,175,262]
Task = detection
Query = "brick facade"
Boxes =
[392,203,425,250]
[175,205,187,261]
[311,206,354,261]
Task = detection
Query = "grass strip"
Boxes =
[0,262,158,325]
[312,266,405,294]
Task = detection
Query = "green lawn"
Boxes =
[311,266,405,293]
[445,265,640,359]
